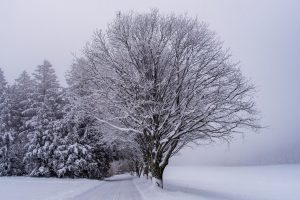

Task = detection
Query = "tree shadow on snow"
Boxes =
[165,183,251,200]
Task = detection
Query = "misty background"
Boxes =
[0,0,299,165]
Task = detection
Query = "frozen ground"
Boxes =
[0,164,299,200]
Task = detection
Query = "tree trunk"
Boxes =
[150,162,165,188]
[135,161,141,177]
[143,163,149,179]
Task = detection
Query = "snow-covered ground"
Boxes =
[0,174,201,200]
[165,164,300,200]
[0,164,299,200]
[0,177,100,200]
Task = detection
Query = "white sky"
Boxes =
[1,0,299,165]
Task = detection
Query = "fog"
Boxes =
[1,0,299,165]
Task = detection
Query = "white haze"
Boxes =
[0,0,299,165]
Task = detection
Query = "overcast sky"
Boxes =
[1,0,299,165]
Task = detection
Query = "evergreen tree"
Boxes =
[55,108,103,178]
[24,60,64,176]
[13,71,35,136]
[56,96,111,179]
[7,71,36,175]
[0,69,18,175]
[52,61,112,179]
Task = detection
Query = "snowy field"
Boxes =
[0,164,300,200]
[165,164,300,200]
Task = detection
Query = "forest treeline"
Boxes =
[0,61,119,179]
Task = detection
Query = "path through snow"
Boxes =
[69,174,201,200]
[69,175,142,200]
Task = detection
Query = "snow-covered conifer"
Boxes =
[0,68,16,175]
[52,60,112,179]
[6,71,36,175]
[24,61,64,177]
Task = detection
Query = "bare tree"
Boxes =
[73,10,260,188]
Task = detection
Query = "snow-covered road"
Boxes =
[70,175,142,200]
[69,174,201,200]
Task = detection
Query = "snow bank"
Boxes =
[164,164,300,200]
[0,177,101,200]
[133,176,203,200]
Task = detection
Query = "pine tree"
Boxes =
[52,61,112,179]
[13,71,35,135]
[0,70,36,176]
[24,61,64,177]
[7,71,36,175]
[0,68,14,175]
[53,88,110,179]
[55,109,99,178]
